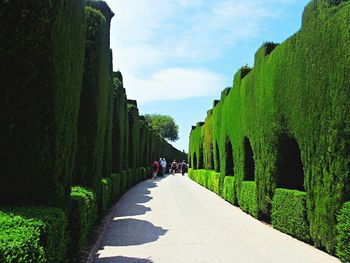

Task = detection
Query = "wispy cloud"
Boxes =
[106,0,297,103]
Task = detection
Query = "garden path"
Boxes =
[92,174,339,263]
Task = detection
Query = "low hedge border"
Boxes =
[208,171,220,195]
[223,176,235,204]
[336,201,350,262]
[0,206,68,263]
[69,186,97,261]
[0,212,45,263]
[238,181,258,218]
[271,188,310,242]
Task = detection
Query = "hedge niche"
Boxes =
[0,0,86,208]
[189,0,350,254]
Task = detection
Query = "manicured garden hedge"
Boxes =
[0,1,187,262]
[0,0,86,209]
[0,212,45,263]
[0,207,68,263]
[189,0,350,253]
[336,202,350,262]
[222,176,236,205]
[238,182,258,218]
[69,186,97,261]
[272,189,310,242]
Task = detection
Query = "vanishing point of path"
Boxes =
[93,174,339,263]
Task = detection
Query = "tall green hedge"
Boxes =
[74,5,112,199]
[189,0,350,253]
[0,0,86,209]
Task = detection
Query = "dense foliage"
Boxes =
[272,189,310,242]
[0,0,186,262]
[336,202,350,262]
[69,187,97,261]
[145,114,180,142]
[189,0,350,254]
[0,207,68,263]
[0,0,86,209]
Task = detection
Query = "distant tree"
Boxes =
[144,114,179,142]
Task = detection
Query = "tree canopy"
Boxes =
[144,114,179,142]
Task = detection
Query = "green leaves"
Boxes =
[144,114,179,142]
[336,202,350,262]
[272,189,310,242]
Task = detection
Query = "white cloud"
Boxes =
[124,68,224,103]
[106,0,295,103]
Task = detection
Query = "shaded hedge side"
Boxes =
[189,0,350,253]
[0,0,86,209]
[0,1,186,262]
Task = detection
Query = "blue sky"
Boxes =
[105,0,310,152]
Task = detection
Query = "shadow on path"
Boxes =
[95,255,154,263]
[101,218,167,247]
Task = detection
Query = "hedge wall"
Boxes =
[189,0,350,253]
[74,6,110,200]
[272,189,310,243]
[0,0,86,208]
[0,1,187,262]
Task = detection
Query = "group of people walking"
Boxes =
[152,158,188,179]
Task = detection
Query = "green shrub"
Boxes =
[101,178,112,213]
[238,182,258,218]
[272,189,310,242]
[0,207,68,263]
[223,177,236,204]
[69,186,97,261]
[336,202,350,262]
[208,171,220,194]
[110,173,121,201]
[0,212,45,263]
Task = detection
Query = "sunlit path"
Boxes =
[93,175,338,263]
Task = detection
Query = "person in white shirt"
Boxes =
[161,158,167,176]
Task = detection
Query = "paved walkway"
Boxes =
[93,174,339,263]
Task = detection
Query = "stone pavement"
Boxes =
[93,174,339,263]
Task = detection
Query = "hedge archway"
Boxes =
[276,135,305,191]
[225,138,234,176]
[243,137,255,181]
[215,141,220,172]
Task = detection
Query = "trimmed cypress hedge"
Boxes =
[0,207,68,263]
[238,182,258,218]
[189,0,350,253]
[272,189,310,242]
[223,176,236,204]
[336,202,350,262]
[69,186,97,261]
[0,0,86,209]
[74,6,109,200]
